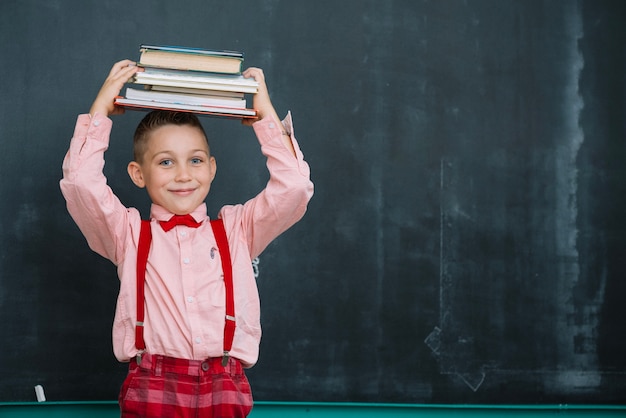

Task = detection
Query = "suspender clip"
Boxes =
[136,350,145,365]
[222,351,230,367]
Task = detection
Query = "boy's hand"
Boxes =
[241,67,296,156]
[90,59,141,117]
[241,67,280,126]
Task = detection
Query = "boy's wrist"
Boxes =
[256,107,280,123]
[89,107,105,118]
[90,98,111,118]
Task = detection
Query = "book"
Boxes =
[133,67,259,94]
[114,97,257,119]
[149,85,245,99]
[125,87,247,109]
[139,44,244,74]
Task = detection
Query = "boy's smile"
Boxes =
[127,124,216,215]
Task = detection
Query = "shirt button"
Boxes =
[183,258,190,264]
[93,120,100,127]
[187,296,194,303]
[268,122,275,129]
[195,337,202,344]
[180,231,187,237]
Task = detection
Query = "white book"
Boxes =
[125,87,247,109]
[133,68,258,94]
[150,85,245,99]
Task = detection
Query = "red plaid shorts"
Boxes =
[119,353,253,418]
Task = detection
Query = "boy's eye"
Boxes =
[159,159,173,167]
[191,157,203,164]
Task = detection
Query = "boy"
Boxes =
[60,60,314,417]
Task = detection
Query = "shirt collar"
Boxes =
[150,203,208,223]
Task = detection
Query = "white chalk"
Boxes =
[34,385,46,402]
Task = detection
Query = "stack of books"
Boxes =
[115,44,258,118]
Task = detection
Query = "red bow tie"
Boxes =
[159,214,202,232]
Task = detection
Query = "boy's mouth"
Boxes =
[170,188,196,196]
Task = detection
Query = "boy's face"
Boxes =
[127,124,216,215]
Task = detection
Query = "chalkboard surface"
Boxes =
[1,0,625,404]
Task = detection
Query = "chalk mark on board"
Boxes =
[421,158,487,392]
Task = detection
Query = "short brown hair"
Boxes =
[133,111,208,163]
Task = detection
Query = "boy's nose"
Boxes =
[175,166,192,181]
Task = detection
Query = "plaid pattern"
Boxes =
[119,353,253,417]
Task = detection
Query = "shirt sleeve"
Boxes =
[221,112,314,259]
[60,113,135,265]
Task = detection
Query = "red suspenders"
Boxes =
[135,218,235,366]
[135,220,151,355]
[210,218,236,366]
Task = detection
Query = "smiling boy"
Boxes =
[60,60,314,417]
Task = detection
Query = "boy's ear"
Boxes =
[127,161,146,188]
[209,156,217,182]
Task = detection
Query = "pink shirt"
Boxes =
[60,112,313,367]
